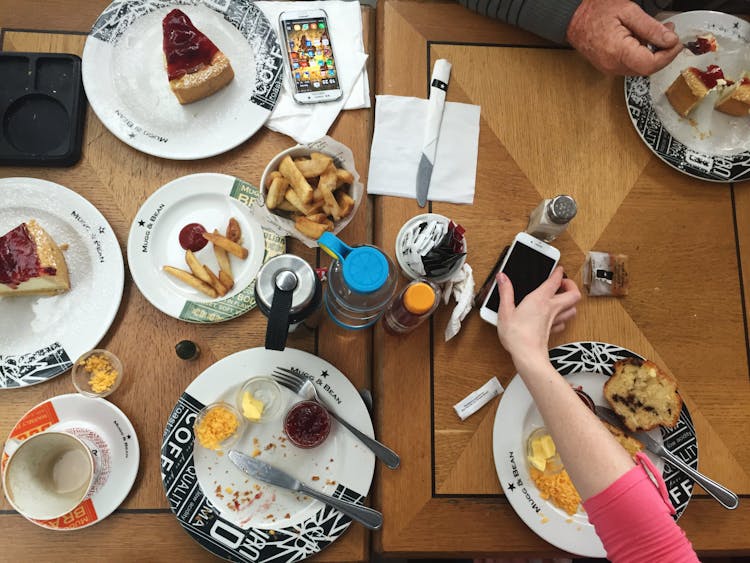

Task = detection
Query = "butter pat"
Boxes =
[242,391,264,421]
[453,376,504,420]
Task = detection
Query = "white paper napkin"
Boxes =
[368,95,480,204]
[257,1,370,144]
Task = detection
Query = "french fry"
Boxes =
[335,168,354,187]
[284,188,313,215]
[295,216,330,239]
[335,191,356,218]
[212,229,233,278]
[312,187,325,203]
[319,163,341,220]
[163,266,218,298]
[204,265,229,297]
[279,155,313,203]
[226,217,241,243]
[266,176,289,210]
[218,269,234,291]
[185,250,212,284]
[306,213,329,224]
[266,170,282,188]
[276,199,299,213]
[202,231,248,259]
[293,155,332,178]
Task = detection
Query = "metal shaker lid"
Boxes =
[255,254,317,314]
[548,195,577,224]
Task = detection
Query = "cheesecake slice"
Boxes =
[665,65,728,117]
[684,33,718,55]
[162,8,234,105]
[715,73,750,117]
[0,221,70,297]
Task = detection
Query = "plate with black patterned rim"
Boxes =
[0,178,124,389]
[161,347,375,563]
[82,0,283,160]
[492,341,697,557]
[624,11,750,183]
[127,173,285,323]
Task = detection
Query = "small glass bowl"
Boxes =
[283,400,331,449]
[236,376,283,423]
[526,427,563,475]
[72,349,123,398]
[193,402,245,451]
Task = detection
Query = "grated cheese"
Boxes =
[78,353,118,393]
[530,467,582,516]
[195,406,239,450]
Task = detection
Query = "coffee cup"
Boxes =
[2,431,95,520]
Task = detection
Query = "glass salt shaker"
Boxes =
[525,195,577,242]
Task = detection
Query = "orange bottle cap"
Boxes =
[403,282,436,315]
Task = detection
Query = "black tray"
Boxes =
[0,52,86,166]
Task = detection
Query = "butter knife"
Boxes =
[416,58,452,207]
[594,406,739,510]
[228,450,383,529]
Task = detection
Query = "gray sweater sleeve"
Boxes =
[456,0,657,44]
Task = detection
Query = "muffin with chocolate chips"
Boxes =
[604,358,682,432]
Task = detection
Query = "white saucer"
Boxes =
[1,394,139,530]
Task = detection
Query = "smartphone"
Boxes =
[279,9,343,104]
[479,232,560,326]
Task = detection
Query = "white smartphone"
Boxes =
[479,232,561,326]
[279,9,343,104]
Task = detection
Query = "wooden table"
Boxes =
[374,0,750,558]
[0,2,375,561]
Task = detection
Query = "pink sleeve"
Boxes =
[582,452,699,563]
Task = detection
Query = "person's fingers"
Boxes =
[551,279,581,311]
[536,266,565,298]
[619,40,679,76]
[620,3,678,48]
[550,322,566,334]
[647,41,683,73]
[496,272,515,322]
[553,306,577,325]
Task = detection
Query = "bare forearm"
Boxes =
[515,356,634,500]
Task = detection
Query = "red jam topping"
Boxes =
[685,35,716,55]
[0,223,48,289]
[162,9,218,81]
[178,223,208,252]
[742,77,750,87]
[283,401,331,448]
[689,65,726,89]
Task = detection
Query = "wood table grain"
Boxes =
[374,0,750,558]
[0,2,374,561]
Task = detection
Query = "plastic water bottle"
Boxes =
[319,232,398,330]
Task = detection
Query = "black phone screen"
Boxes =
[281,17,340,94]
[485,242,556,311]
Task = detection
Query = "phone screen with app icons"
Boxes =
[282,17,339,94]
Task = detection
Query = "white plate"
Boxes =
[161,347,375,562]
[127,173,285,323]
[492,342,697,557]
[0,178,124,389]
[625,11,750,182]
[1,393,139,530]
[82,0,283,160]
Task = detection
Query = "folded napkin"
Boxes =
[257,1,370,144]
[368,95,480,204]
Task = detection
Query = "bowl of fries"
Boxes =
[259,138,364,246]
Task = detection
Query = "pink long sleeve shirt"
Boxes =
[582,453,700,563]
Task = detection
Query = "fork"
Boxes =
[272,367,400,469]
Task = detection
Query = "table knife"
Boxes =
[227,450,383,529]
[594,406,738,509]
[416,58,452,207]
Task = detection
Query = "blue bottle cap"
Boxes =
[342,246,389,293]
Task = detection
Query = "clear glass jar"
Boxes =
[383,279,441,334]
[320,233,398,330]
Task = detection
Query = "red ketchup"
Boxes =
[0,224,48,288]
[179,223,208,252]
[283,401,331,448]
[162,9,218,81]
[690,65,726,89]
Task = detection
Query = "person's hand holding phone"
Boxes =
[495,267,580,371]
